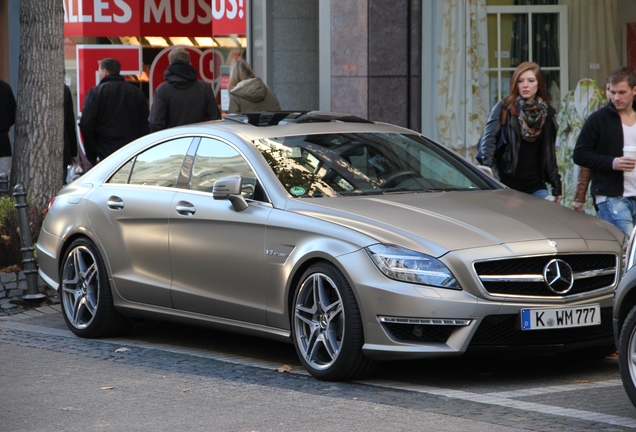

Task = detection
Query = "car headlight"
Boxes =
[365,244,460,289]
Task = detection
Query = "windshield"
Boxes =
[254,132,499,198]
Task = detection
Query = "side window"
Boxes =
[109,160,133,184]
[122,138,191,187]
[190,137,260,200]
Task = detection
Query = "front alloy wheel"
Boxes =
[292,263,375,381]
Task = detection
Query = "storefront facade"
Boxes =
[2,0,636,211]
[315,0,636,211]
[61,0,247,117]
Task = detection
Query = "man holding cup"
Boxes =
[574,66,636,236]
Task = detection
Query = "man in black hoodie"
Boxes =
[148,48,221,132]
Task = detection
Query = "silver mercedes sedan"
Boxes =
[37,111,623,381]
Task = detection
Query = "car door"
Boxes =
[86,137,193,307]
[169,137,272,324]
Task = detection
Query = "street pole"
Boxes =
[13,184,45,300]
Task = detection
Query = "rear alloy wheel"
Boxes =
[620,306,636,407]
[292,263,375,381]
[60,238,132,338]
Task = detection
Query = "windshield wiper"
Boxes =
[338,190,384,196]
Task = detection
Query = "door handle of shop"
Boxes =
[107,196,124,210]
[175,201,196,216]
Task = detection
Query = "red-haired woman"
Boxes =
[479,61,562,202]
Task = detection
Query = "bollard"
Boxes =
[13,184,45,300]
[0,173,8,196]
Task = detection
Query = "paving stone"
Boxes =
[0,273,17,284]
[20,309,44,317]
[0,300,18,310]
[7,289,22,298]
[34,306,61,315]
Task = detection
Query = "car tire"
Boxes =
[292,262,376,381]
[59,238,133,338]
[619,306,636,407]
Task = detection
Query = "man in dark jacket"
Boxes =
[148,47,221,132]
[573,66,636,235]
[79,58,149,165]
[0,79,16,177]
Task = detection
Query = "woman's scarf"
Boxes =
[516,96,548,142]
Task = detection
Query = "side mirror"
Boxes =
[213,175,248,212]
[475,165,494,178]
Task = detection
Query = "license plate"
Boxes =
[520,304,601,330]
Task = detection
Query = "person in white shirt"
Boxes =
[574,66,636,235]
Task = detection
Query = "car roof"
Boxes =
[164,111,419,141]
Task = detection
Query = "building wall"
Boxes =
[0,0,20,90]
[270,0,319,111]
[328,0,421,131]
[0,0,8,81]
[330,0,369,119]
[368,0,421,131]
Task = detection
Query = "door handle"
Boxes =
[107,196,124,210]
[175,201,196,216]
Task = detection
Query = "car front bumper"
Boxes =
[337,248,616,361]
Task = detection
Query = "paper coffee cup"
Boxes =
[625,146,636,176]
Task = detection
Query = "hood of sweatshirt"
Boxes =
[164,61,198,89]
[230,77,268,102]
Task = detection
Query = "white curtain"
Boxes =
[560,0,619,87]
[435,0,489,161]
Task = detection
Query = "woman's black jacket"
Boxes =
[478,100,562,196]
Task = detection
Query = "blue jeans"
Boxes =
[531,189,549,199]
[597,196,636,236]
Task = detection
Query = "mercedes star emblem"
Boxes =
[543,258,574,294]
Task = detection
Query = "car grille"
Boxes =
[473,254,617,297]
[468,307,613,348]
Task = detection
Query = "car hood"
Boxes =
[285,189,623,255]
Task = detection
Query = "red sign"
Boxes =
[76,45,142,114]
[64,0,140,37]
[64,0,246,37]
[210,0,246,36]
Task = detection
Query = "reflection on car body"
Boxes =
[37,111,624,381]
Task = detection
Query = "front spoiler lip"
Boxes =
[362,337,615,361]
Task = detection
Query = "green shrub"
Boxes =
[0,195,45,271]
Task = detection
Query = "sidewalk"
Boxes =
[0,269,60,317]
